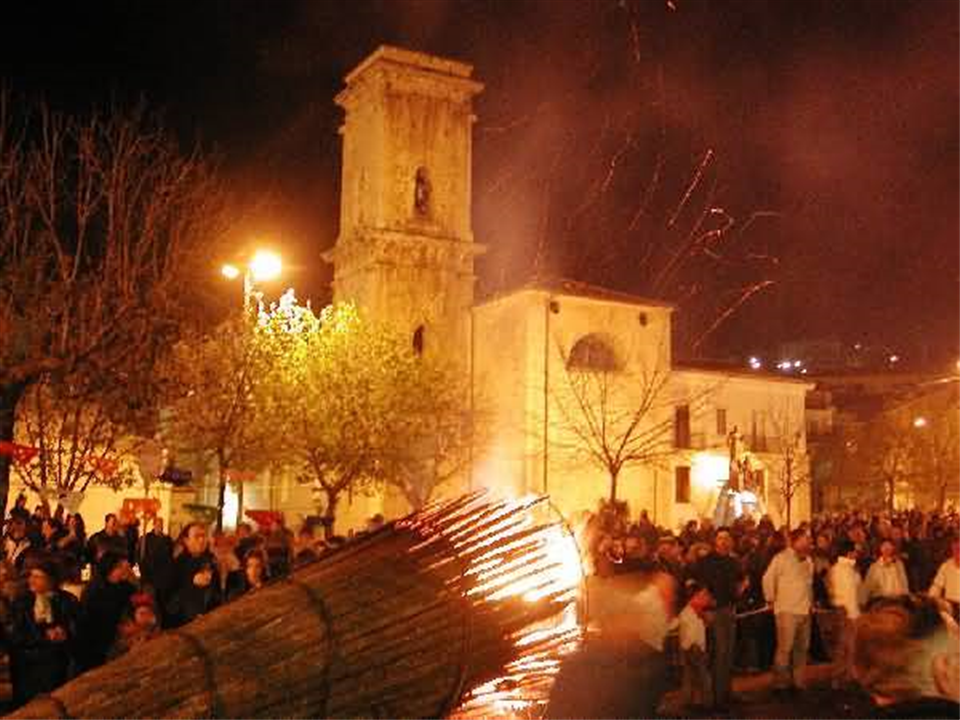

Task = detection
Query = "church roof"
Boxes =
[674,360,814,386]
[512,277,676,310]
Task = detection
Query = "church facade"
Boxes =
[321,46,813,530]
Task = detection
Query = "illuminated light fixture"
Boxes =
[793,360,802,368]
[748,356,762,370]
[249,250,282,282]
[800,368,808,375]
[889,354,900,363]
[221,263,241,280]
[913,416,928,429]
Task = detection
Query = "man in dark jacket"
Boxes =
[138,516,175,614]
[9,557,80,707]
[86,514,128,567]
[689,528,746,711]
[78,552,137,671]
[167,523,221,627]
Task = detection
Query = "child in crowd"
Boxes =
[679,580,714,710]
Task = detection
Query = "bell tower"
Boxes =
[324,46,484,362]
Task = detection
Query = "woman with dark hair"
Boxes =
[8,557,80,707]
[226,551,268,602]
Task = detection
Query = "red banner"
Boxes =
[245,509,283,528]
[0,441,39,465]
[89,457,119,478]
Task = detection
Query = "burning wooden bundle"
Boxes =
[9,493,582,719]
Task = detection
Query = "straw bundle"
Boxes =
[8,493,581,719]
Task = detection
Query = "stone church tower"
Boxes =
[324,46,484,363]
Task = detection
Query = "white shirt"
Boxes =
[864,558,909,601]
[678,605,706,651]
[828,556,862,619]
[929,558,960,604]
[763,548,814,615]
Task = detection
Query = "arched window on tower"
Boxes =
[412,325,425,356]
[567,334,621,372]
[414,166,431,216]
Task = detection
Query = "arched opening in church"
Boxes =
[412,324,425,355]
[567,334,620,372]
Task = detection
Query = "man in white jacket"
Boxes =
[828,538,862,688]
[863,539,910,603]
[928,535,959,621]
[763,528,814,691]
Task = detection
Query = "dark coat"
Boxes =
[166,552,221,627]
[78,579,136,670]
[138,532,176,597]
[9,590,80,706]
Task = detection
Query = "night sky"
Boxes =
[2,0,957,364]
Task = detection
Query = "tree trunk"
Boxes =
[0,382,27,529]
[216,452,228,533]
[938,481,947,513]
[608,469,619,503]
[324,488,340,539]
[236,478,245,529]
[786,492,792,529]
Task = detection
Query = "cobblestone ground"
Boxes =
[659,664,878,719]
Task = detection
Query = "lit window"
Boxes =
[567,334,620,372]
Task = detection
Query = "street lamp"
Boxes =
[913,416,928,429]
[221,250,282,313]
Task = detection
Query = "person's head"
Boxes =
[151,516,164,534]
[130,593,158,630]
[791,528,812,557]
[855,595,959,706]
[99,552,131,584]
[816,532,832,553]
[244,552,266,585]
[27,559,58,595]
[8,517,26,540]
[236,523,252,540]
[657,536,680,562]
[880,539,897,561]
[104,513,118,535]
[182,523,209,557]
[624,535,647,559]
[714,528,734,556]
[14,494,26,509]
[836,538,857,560]
[686,581,713,613]
[690,542,712,563]
[41,518,58,540]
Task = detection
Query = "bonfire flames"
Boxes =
[401,493,585,719]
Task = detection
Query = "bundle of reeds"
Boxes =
[8,493,582,719]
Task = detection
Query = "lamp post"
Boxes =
[222,249,282,314]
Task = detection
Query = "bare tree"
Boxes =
[768,407,810,528]
[13,379,141,496]
[550,339,710,503]
[0,94,234,520]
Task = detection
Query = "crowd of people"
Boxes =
[579,501,960,716]
[0,494,374,709]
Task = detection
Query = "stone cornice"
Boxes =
[323,230,486,272]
